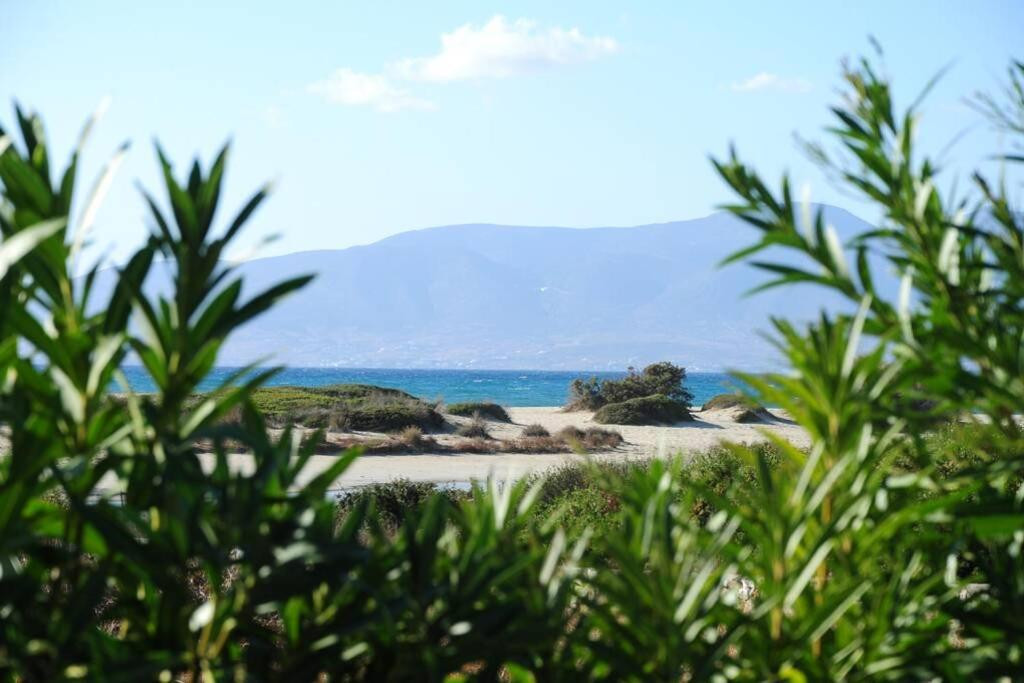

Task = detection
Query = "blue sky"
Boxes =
[4,1,1022,263]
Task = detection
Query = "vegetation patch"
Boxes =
[334,480,469,534]
[567,362,693,410]
[249,384,444,432]
[593,394,693,425]
[445,402,511,422]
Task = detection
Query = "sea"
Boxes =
[120,367,746,408]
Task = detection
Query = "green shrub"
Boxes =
[592,394,693,425]
[568,362,693,413]
[601,362,693,405]
[334,480,469,534]
[567,376,605,410]
[251,384,444,432]
[445,401,511,422]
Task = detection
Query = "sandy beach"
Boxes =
[180,405,811,492]
[3,405,810,496]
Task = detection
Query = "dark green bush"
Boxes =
[601,361,693,405]
[567,376,605,410]
[446,401,511,422]
[593,393,693,425]
[568,362,693,413]
[251,384,444,432]
[334,480,469,534]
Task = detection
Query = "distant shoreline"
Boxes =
[117,366,753,408]
[88,406,808,493]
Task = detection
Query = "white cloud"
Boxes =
[394,15,619,82]
[307,68,435,112]
[729,72,812,94]
[308,17,617,113]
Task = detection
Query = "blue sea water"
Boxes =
[120,367,746,407]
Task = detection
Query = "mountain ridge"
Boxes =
[92,205,874,371]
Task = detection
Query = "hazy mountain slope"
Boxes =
[89,205,875,370]
[209,205,871,370]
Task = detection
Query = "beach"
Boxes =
[183,405,810,491]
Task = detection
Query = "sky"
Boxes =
[3,1,1022,265]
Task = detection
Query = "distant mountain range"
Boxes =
[100,205,875,371]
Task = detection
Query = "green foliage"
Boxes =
[569,363,693,423]
[446,401,511,422]
[4,51,1024,680]
[567,375,605,410]
[593,393,693,425]
[603,361,693,405]
[703,52,1024,678]
[334,479,470,534]
[249,383,444,432]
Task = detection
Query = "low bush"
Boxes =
[555,425,585,442]
[334,480,470,534]
[395,425,436,450]
[685,443,782,523]
[555,425,624,449]
[455,417,491,438]
[446,402,511,422]
[251,384,445,432]
[528,460,644,508]
[581,427,624,449]
[522,423,550,437]
[566,376,605,410]
[593,394,693,425]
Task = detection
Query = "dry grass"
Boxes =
[522,423,550,437]
[449,437,499,453]
[455,417,492,439]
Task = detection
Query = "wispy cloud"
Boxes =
[307,16,618,112]
[394,16,619,82]
[307,68,436,113]
[728,72,812,94]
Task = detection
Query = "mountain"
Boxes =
[100,205,875,371]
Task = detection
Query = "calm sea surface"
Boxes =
[120,367,746,407]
